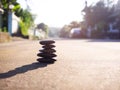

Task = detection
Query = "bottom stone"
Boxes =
[37,58,56,63]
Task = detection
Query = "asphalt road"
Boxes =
[0,39,120,90]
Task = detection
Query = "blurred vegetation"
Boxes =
[37,23,49,38]
[1,0,21,32]
[19,9,34,36]
[0,0,34,37]
[60,0,120,39]
[82,0,120,38]
[59,21,81,38]
[82,0,113,29]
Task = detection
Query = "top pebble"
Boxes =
[40,40,55,45]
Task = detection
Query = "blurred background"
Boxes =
[0,0,120,43]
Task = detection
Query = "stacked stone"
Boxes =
[37,40,57,63]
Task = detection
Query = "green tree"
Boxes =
[19,9,34,36]
[1,0,34,36]
[82,0,115,38]
[37,23,49,37]
[83,1,110,28]
[1,0,21,31]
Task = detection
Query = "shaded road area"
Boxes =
[0,39,120,90]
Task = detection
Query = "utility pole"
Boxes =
[8,0,14,35]
[0,0,4,31]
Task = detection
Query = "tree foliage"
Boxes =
[1,0,21,31]
[83,0,120,36]
[83,1,112,28]
[19,9,34,36]
[60,21,80,37]
[81,0,118,38]
[1,0,34,36]
[37,23,48,35]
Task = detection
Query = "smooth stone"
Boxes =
[39,49,56,53]
[40,40,55,45]
[42,45,55,49]
[37,58,56,63]
[37,53,57,58]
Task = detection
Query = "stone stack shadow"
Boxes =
[37,40,57,64]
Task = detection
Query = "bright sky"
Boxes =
[17,0,118,27]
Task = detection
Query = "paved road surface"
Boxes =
[0,39,120,90]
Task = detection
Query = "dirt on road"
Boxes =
[0,39,120,90]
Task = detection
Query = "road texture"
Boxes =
[0,39,120,90]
